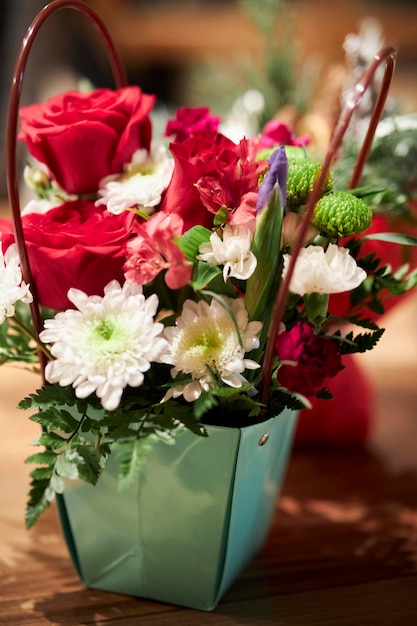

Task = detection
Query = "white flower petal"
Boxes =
[160,296,262,401]
[96,143,174,214]
[283,243,366,296]
[40,280,167,411]
[198,224,257,281]
[0,243,33,323]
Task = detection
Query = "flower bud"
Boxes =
[286,157,333,209]
[23,165,51,196]
[312,191,373,238]
[303,292,329,327]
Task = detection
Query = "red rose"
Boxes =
[18,87,155,195]
[165,107,220,142]
[160,134,266,231]
[274,321,343,397]
[0,202,136,311]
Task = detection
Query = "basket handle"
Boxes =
[260,45,397,407]
[6,0,127,363]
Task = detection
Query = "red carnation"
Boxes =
[274,321,343,397]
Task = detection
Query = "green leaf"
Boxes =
[338,328,385,355]
[26,478,53,528]
[114,439,151,491]
[191,261,222,291]
[73,444,103,485]
[19,384,78,410]
[316,388,334,400]
[29,466,54,480]
[245,186,283,336]
[193,391,219,421]
[177,225,212,261]
[363,232,417,246]
[33,432,67,449]
[29,407,79,434]
[25,450,58,466]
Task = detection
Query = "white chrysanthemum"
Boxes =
[160,297,262,402]
[282,243,366,296]
[39,280,168,411]
[198,224,257,281]
[0,243,33,324]
[96,144,174,215]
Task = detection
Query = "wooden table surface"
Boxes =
[1,296,417,625]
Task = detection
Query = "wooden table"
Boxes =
[1,298,417,625]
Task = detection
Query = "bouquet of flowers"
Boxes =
[2,52,417,529]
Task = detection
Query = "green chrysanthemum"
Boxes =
[286,157,333,209]
[312,191,373,238]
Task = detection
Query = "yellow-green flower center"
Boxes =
[173,316,236,377]
[87,316,130,357]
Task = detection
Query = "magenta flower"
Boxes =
[165,107,220,142]
[259,119,310,150]
[274,321,343,397]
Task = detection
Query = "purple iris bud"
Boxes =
[256,146,288,213]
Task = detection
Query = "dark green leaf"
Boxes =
[25,477,52,529]
[74,445,103,485]
[339,328,385,355]
[25,450,57,465]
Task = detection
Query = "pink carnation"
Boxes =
[124,212,191,290]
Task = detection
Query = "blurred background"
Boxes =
[1,0,417,201]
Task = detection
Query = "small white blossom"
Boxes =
[0,243,33,324]
[160,297,262,402]
[198,224,257,281]
[282,243,366,296]
[21,197,62,216]
[39,280,168,411]
[96,144,174,215]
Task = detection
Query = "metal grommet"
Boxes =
[259,433,269,446]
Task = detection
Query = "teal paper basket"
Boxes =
[56,409,297,611]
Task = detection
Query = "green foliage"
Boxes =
[177,225,212,261]
[0,303,39,365]
[21,382,209,526]
[343,240,417,318]
[245,187,283,341]
[184,0,312,127]
[334,328,385,355]
[267,386,308,417]
[333,121,417,217]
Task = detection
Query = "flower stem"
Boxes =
[10,315,52,360]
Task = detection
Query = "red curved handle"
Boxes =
[6,0,127,357]
[260,46,397,407]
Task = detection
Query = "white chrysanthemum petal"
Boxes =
[283,243,366,296]
[40,280,167,411]
[161,296,262,401]
[0,243,33,324]
[96,144,174,215]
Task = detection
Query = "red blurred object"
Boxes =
[297,205,417,450]
[295,354,373,449]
